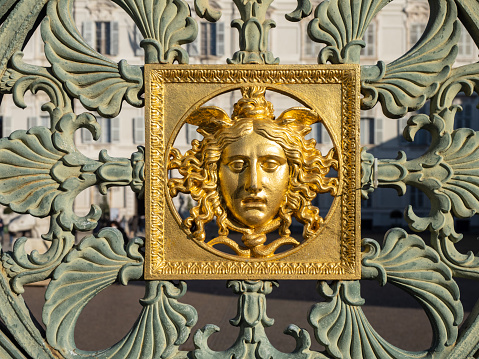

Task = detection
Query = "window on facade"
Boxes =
[200,22,225,57]
[96,22,111,55]
[82,117,120,143]
[409,23,426,49]
[411,101,432,145]
[398,117,408,144]
[40,116,50,127]
[454,98,478,130]
[314,124,332,145]
[360,23,375,57]
[399,102,431,146]
[187,39,200,57]
[1,116,11,137]
[410,186,425,208]
[83,21,119,56]
[27,117,36,128]
[362,197,373,208]
[360,117,376,145]
[458,25,473,57]
[304,123,317,140]
[133,117,145,144]
[27,116,50,128]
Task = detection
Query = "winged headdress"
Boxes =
[186,86,322,137]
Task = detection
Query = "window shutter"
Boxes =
[216,22,225,56]
[2,117,12,137]
[361,23,375,57]
[187,40,200,57]
[82,128,93,143]
[304,127,314,140]
[375,118,383,144]
[99,118,110,143]
[360,118,368,145]
[111,117,120,143]
[27,117,37,128]
[133,117,145,144]
[83,21,94,47]
[110,21,119,56]
[200,22,208,56]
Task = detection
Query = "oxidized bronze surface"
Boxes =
[145,65,361,279]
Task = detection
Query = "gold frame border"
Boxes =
[146,65,360,279]
[146,81,166,271]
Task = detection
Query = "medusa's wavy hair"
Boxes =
[168,87,339,243]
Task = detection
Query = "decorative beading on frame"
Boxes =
[147,80,166,269]
[146,65,360,279]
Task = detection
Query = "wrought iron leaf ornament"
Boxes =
[308,0,392,64]
[310,229,463,359]
[42,0,144,118]
[308,0,459,117]
[0,127,64,216]
[43,229,196,359]
[361,0,460,118]
[2,52,72,117]
[112,0,198,64]
[0,0,50,80]
[0,0,479,357]
[194,0,222,22]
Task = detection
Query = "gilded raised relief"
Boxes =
[145,65,361,279]
[168,86,339,258]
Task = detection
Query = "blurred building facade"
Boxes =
[0,0,478,236]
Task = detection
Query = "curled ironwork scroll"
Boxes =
[0,0,478,358]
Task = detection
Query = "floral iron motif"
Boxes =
[0,0,477,358]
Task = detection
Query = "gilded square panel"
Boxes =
[145,65,360,280]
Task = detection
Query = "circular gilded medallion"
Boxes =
[168,86,339,259]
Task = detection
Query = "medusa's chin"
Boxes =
[224,213,282,233]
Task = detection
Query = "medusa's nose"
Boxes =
[245,161,262,193]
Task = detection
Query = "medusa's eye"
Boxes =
[260,159,281,172]
[227,159,247,172]
[259,155,287,172]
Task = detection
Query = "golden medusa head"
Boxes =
[168,87,339,258]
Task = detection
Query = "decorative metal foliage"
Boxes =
[0,0,478,358]
[112,0,198,64]
[42,0,144,117]
[310,229,463,359]
[43,229,196,358]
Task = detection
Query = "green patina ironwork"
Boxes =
[0,0,478,357]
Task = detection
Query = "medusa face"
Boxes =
[218,132,290,229]
[167,86,340,258]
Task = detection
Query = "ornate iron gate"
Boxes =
[0,0,478,357]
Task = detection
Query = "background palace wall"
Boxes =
[0,0,478,243]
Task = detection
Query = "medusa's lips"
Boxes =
[241,196,267,209]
